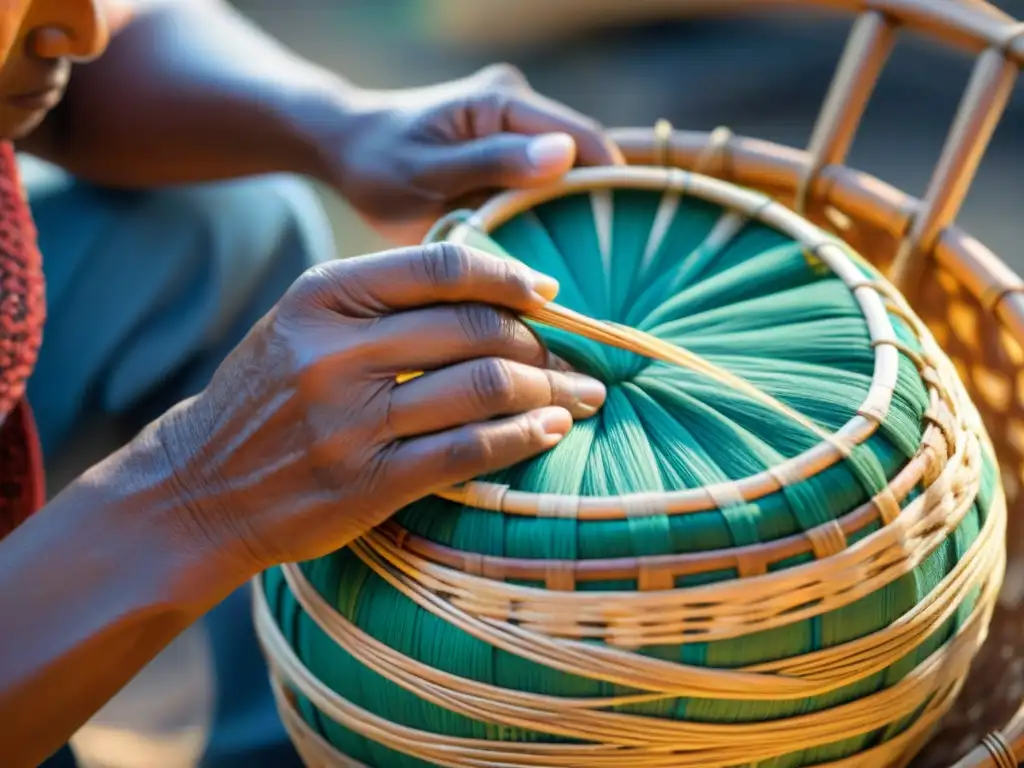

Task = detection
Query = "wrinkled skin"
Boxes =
[158,242,607,574]
[327,63,626,244]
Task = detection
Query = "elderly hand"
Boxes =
[321,64,625,244]
[156,243,606,575]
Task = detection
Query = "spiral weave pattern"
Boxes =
[258,169,1004,768]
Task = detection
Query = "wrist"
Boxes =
[280,72,372,187]
[64,413,252,614]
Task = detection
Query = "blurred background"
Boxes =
[228,0,1024,268]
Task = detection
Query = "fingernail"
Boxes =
[530,269,560,302]
[569,374,606,419]
[527,133,575,171]
[536,407,572,445]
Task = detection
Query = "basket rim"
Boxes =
[428,166,924,521]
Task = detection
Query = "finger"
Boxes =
[293,243,559,318]
[363,302,554,373]
[501,93,626,167]
[420,132,578,197]
[388,358,605,437]
[388,406,573,492]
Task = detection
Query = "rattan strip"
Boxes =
[279,505,1002,706]
[797,10,896,216]
[529,300,835,444]
[433,167,899,517]
[254,565,996,766]
[890,43,1021,290]
[980,733,1018,768]
[380,396,944,582]
[350,420,938,588]
[264,661,960,768]
[798,1,1024,64]
[350,450,992,649]
[653,118,673,168]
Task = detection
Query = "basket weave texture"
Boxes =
[254,166,1004,767]
[255,2,1024,766]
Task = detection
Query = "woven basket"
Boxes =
[255,2,1024,766]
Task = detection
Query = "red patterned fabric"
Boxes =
[0,140,46,540]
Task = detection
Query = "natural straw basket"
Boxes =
[254,2,1024,766]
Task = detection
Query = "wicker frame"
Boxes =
[256,2,1024,766]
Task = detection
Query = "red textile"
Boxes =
[0,140,46,539]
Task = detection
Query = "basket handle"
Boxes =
[888,19,1024,292]
[792,3,1024,295]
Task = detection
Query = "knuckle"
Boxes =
[541,369,561,403]
[288,263,333,303]
[499,258,532,301]
[481,62,528,88]
[456,304,517,347]
[470,358,517,411]
[443,431,492,475]
[419,242,472,292]
[468,89,513,133]
[287,260,379,317]
[518,413,544,446]
[278,265,338,323]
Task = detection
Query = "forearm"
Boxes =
[0,418,247,767]
[18,0,350,187]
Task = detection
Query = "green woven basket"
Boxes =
[254,165,1005,768]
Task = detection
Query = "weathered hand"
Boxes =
[326,64,624,244]
[156,243,606,575]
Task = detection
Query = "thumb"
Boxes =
[422,132,577,198]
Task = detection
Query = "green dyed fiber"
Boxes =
[266,188,995,767]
